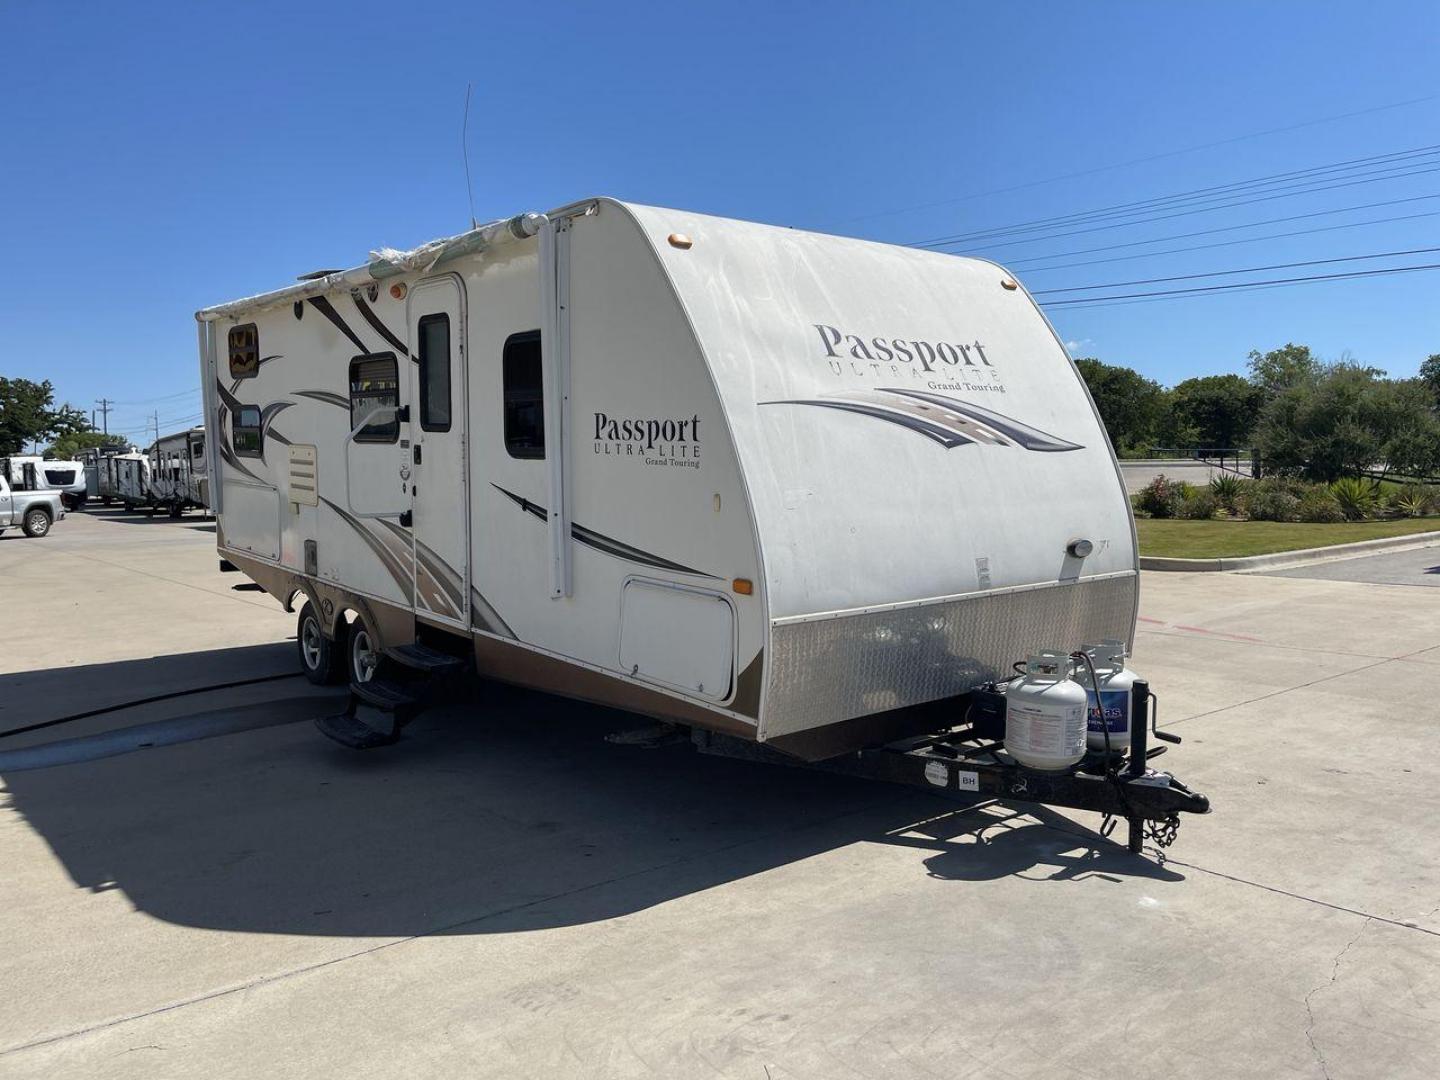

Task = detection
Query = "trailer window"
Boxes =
[503,331,544,459]
[417,313,451,432]
[229,324,259,379]
[235,406,263,456]
[349,353,400,443]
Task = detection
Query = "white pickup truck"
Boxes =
[0,473,65,538]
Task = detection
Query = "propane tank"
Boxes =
[1004,651,1089,771]
[1077,639,1137,754]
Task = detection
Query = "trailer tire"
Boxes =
[297,603,345,686]
[347,614,385,686]
[22,509,52,538]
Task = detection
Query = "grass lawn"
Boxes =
[1137,516,1440,559]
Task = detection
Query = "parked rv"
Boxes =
[112,453,151,511]
[0,472,65,538]
[196,198,1207,851]
[147,426,208,517]
[35,459,87,510]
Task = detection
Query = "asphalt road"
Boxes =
[1259,543,1440,587]
[2,508,1437,1078]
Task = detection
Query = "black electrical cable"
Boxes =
[917,146,1440,248]
[1015,208,1440,273]
[925,164,1440,253]
[1040,260,1440,307]
[845,92,1440,223]
[0,672,304,741]
[1031,244,1440,295]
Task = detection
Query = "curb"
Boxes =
[1139,530,1440,573]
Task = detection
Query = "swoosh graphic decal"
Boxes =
[470,586,515,639]
[762,389,1082,452]
[763,399,974,449]
[492,485,719,579]
[879,388,1083,452]
[320,497,414,604]
[293,389,351,409]
[374,517,461,619]
[307,296,370,354]
[351,293,413,359]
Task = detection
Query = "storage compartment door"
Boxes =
[619,581,735,701]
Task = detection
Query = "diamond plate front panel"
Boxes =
[760,574,1138,738]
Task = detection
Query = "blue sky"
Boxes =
[2,1,1438,445]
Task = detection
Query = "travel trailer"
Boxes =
[196,198,1207,851]
[112,453,151,510]
[84,446,135,504]
[147,426,208,516]
[37,459,86,509]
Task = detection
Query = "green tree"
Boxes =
[1247,343,1319,398]
[1167,374,1265,449]
[1074,357,1166,453]
[1418,353,1440,407]
[46,429,129,459]
[1255,363,1440,481]
[0,377,87,455]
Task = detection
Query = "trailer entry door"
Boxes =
[408,275,470,628]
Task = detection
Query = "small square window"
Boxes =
[235,405,263,456]
[503,331,544,459]
[349,353,400,443]
[229,324,259,379]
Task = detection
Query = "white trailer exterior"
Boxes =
[196,198,1137,758]
[147,426,208,514]
[112,453,151,509]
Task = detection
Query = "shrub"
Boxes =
[1328,477,1379,521]
[1178,491,1219,520]
[1245,488,1301,522]
[1388,484,1434,518]
[1297,490,1345,523]
[1209,474,1248,513]
[1136,475,1184,519]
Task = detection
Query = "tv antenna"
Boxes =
[462,82,477,229]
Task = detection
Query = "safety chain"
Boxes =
[1145,811,1182,860]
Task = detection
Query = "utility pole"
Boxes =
[94,398,113,435]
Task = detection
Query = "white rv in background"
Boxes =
[196,198,1138,759]
[36,459,86,509]
[112,453,151,510]
[147,426,208,516]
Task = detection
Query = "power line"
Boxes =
[1014,209,1440,274]
[1030,245,1440,295]
[915,142,1440,248]
[988,192,1440,268]
[847,92,1440,223]
[111,387,201,406]
[93,398,112,435]
[1039,261,1440,308]
[924,163,1440,253]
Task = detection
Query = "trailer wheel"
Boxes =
[297,603,345,686]
[22,509,51,538]
[347,615,385,686]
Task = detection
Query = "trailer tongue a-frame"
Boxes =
[195,197,1209,856]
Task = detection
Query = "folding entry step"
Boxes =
[384,641,467,676]
[314,631,473,751]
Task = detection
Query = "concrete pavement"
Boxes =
[1,508,1437,1078]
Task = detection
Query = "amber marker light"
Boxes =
[668,233,693,249]
[732,578,753,595]
[390,283,408,299]
[1001,279,1018,290]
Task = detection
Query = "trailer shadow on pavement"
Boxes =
[2,653,1182,945]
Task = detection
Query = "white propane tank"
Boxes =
[1004,651,1089,771]
[1078,639,1138,753]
